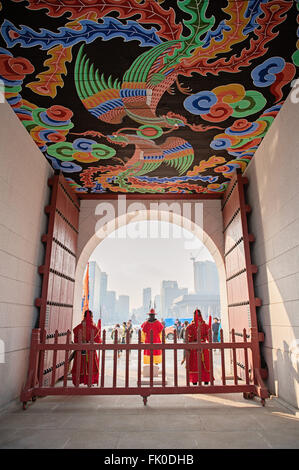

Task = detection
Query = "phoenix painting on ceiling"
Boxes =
[0,0,298,194]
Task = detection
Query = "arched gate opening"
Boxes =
[20,170,269,408]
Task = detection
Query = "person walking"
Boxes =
[176,320,182,338]
[180,320,189,365]
[111,323,122,358]
[180,320,189,341]
[212,317,220,351]
[119,321,127,355]
[212,317,220,342]
[126,320,133,343]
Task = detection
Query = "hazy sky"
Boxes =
[89,220,214,309]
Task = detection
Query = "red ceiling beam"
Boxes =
[77,193,223,200]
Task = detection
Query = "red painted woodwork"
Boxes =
[78,193,222,200]
[35,171,80,385]
[222,169,266,390]
[20,169,269,408]
[20,326,268,409]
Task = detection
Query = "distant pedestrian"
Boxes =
[111,323,122,357]
[180,321,189,365]
[180,321,189,341]
[121,322,127,343]
[176,320,182,337]
[119,322,127,354]
[212,317,220,343]
[126,320,133,343]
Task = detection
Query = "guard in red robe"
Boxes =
[71,310,101,385]
[186,309,211,385]
[141,308,164,364]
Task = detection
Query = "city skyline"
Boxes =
[89,220,214,310]
[87,258,220,324]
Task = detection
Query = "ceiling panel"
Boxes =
[0,0,298,194]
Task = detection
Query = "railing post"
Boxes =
[208,328,214,386]
[185,330,190,386]
[38,329,47,387]
[137,329,141,388]
[197,326,202,386]
[51,330,59,387]
[243,328,250,385]
[220,329,226,385]
[113,329,118,388]
[162,329,166,387]
[125,329,130,388]
[75,329,82,387]
[231,329,238,385]
[63,330,71,387]
[20,328,41,406]
[150,329,153,388]
[100,330,106,388]
[88,328,95,387]
[173,330,178,387]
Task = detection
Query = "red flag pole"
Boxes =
[81,263,89,318]
[96,319,102,342]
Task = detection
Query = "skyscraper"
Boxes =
[116,295,130,320]
[99,271,107,319]
[194,260,219,294]
[160,281,188,317]
[154,294,161,314]
[172,260,220,320]
[143,287,152,314]
[105,290,116,323]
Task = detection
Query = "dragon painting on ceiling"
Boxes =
[0,0,298,194]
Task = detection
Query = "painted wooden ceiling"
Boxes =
[1,1,298,195]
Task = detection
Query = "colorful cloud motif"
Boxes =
[46,156,83,174]
[47,138,116,163]
[184,84,267,122]
[208,108,281,180]
[24,105,74,152]
[251,56,285,87]
[183,90,217,115]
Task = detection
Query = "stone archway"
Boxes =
[73,198,229,340]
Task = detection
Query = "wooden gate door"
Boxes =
[222,169,266,388]
[35,171,80,386]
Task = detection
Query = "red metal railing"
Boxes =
[20,327,269,409]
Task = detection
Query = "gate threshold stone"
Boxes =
[139,377,168,385]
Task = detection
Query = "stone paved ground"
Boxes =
[1,347,299,449]
[1,392,299,449]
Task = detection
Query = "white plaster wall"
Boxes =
[0,101,53,409]
[74,198,228,340]
[245,93,299,409]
